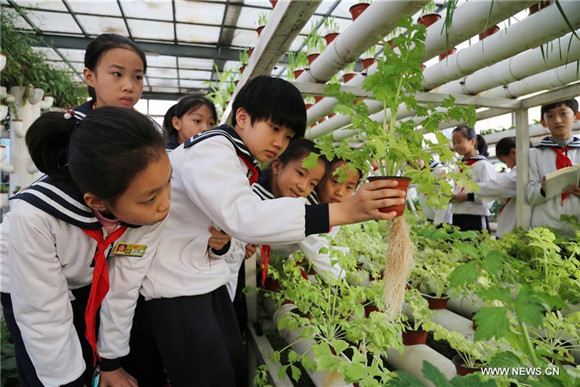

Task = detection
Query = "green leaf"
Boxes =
[513,288,544,327]
[449,261,479,288]
[289,365,301,381]
[450,373,498,387]
[278,365,289,380]
[474,307,510,340]
[302,151,321,169]
[488,351,524,369]
[390,371,425,387]
[422,361,453,387]
[476,286,511,303]
[482,251,505,277]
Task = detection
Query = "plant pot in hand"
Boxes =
[402,330,428,345]
[349,3,370,21]
[452,354,484,375]
[422,293,450,310]
[324,32,339,45]
[417,13,441,27]
[478,25,500,40]
[367,176,410,216]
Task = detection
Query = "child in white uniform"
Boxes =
[140,76,407,386]
[1,107,170,386]
[527,98,580,236]
[451,125,496,231]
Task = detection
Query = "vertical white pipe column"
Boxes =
[515,108,531,229]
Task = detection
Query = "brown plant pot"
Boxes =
[293,68,305,79]
[417,13,441,27]
[349,3,370,21]
[269,0,277,9]
[256,25,265,36]
[529,1,553,15]
[402,330,428,345]
[364,304,379,318]
[239,65,246,74]
[234,80,239,87]
[247,48,254,58]
[439,47,457,61]
[314,96,324,103]
[264,277,281,292]
[478,25,500,40]
[367,176,410,216]
[318,117,326,124]
[342,72,357,83]
[361,57,376,70]
[452,355,483,376]
[329,112,337,118]
[305,103,314,110]
[307,53,320,65]
[423,293,450,310]
[324,32,339,45]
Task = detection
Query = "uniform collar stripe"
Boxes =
[537,136,580,147]
[252,182,275,200]
[35,181,92,213]
[184,125,257,167]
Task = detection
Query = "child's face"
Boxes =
[108,152,172,226]
[271,157,326,199]
[541,104,579,141]
[452,131,476,157]
[174,104,216,144]
[317,161,360,204]
[83,47,144,109]
[498,148,516,169]
[235,110,295,162]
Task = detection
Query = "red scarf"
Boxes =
[81,225,128,365]
[550,147,572,205]
[236,150,259,185]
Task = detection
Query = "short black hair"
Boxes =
[84,34,147,100]
[232,75,306,138]
[495,136,516,157]
[277,138,326,168]
[541,98,579,117]
[163,95,217,138]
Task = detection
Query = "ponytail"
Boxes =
[476,134,489,158]
[26,112,77,182]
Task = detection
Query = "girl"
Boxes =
[163,95,218,150]
[451,124,496,231]
[1,107,170,386]
[76,33,147,114]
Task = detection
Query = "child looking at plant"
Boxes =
[451,124,496,231]
[526,98,580,236]
[1,107,170,386]
[163,95,218,150]
[139,75,407,386]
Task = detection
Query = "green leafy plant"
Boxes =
[401,287,435,332]
[431,325,493,369]
[303,23,325,54]
[285,51,309,80]
[323,16,339,36]
[257,12,268,28]
[203,64,235,118]
[238,49,249,66]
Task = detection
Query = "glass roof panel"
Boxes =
[32,47,61,61]
[179,70,213,80]
[178,57,215,71]
[58,48,86,63]
[230,29,258,49]
[23,10,82,34]
[68,0,122,17]
[147,67,179,78]
[151,86,180,93]
[122,1,173,21]
[176,23,221,44]
[146,55,177,67]
[76,14,128,36]
[236,6,271,30]
[243,0,272,8]
[129,19,175,41]
[174,1,225,26]
[148,78,178,87]
[180,80,206,89]
[13,1,68,12]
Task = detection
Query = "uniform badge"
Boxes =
[113,242,147,257]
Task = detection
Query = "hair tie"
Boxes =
[64,109,75,120]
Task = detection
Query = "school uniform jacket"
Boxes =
[452,156,496,216]
[252,174,345,281]
[7,176,164,386]
[477,167,517,238]
[141,125,329,300]
[526,136,580,235]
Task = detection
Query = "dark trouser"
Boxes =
[233,261,248,337]
[1,287,94,387]
[452,214,490,232]
[121,295,166,387]
[145,286,248,387]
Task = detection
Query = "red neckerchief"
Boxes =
[260,245,271,286]
[498,198,511,215]
[550,147,572,205]
[81,225,128,365]
[236,150,259,185]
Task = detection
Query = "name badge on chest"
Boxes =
[113,242,147,257]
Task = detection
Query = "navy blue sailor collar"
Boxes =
[11,176,139,230]
[536,136,580,148]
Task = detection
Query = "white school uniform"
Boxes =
[477,167,517,238]
[452,155,497,216]
[526,136,580,236]
[141,125,328,300]
[5,176,163,386]
[252,176,346,281]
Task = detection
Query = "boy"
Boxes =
[526,98,580,236]
[140,76,406,386]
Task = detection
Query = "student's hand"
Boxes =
[329,179,406,225]
[208,226,232,250]
[452,192,468,202]
[99,368,138,387]
[564,184,580,197]
[245,244,258,259]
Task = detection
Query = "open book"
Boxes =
[544,164,580,199]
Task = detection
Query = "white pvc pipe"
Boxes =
[447,295,483,319]
[435,31,580,95]
[386,345,456,386]
[431,309,475,341]
[423,1,580,90]
[306,73,365,125]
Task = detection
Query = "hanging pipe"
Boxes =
[434,31,580,95]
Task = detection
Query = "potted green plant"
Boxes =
[304,24,325,66]
[360,45,377,71]
[431,325,492,375]
[401,287,435,345]
[256,12,268,36]
[323,16,340,45]
[412,249,457,309]
[318,16,476,318]
[349,0,372,21]
[416,1,440,27]
[285,51,309,80]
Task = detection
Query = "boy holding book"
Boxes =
[526,98,580,236]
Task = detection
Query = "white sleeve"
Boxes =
[471,161,496,204]
[98,220,166,361]
[297,234,346,281]
[477,170,517,199]
[9,210,85,386]
[183,137,312,244]
[527,149,548,205]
